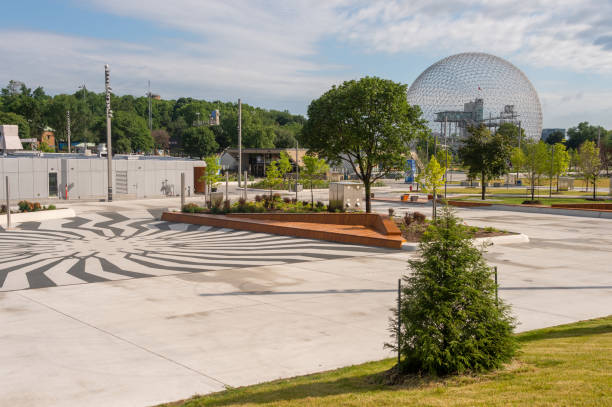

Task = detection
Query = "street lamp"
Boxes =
[105,64,113,202]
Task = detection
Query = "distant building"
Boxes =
[40,126,56,150]
[541,128,566,142]
[0,125,24,154]
[220,148,307,177]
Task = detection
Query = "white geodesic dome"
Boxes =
[407,52,542,139]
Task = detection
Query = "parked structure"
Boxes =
[220,148,307,177]
[0,152,205,202]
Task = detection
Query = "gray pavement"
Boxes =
[0,196,611,407]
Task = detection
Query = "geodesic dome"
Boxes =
[407,52,542,139]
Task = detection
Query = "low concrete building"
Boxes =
[0,153,205,202]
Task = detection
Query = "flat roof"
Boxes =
[2,152,202,161]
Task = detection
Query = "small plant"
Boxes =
[182,203,202,213]
[388,208,395,217]
[254,195,263,202]
[403,211,426,227]
[223,200,231,212]
[272,193,282,201]
[283,197,291,204]
[48,204,56,210]
[302,200,310,207]
[315,201,325,209]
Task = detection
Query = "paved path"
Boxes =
[1,199,611,407]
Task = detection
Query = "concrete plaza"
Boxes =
[0,197,611,407]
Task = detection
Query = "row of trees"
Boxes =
[0,80,305,157]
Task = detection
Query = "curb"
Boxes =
[401,233,529,251]
[0,208,76,227]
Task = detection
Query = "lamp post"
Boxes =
[105,64,113,202]
[238,98,242,188]
[66,110,71,153]
[295,140,299,201]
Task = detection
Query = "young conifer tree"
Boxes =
[388,206,516,375]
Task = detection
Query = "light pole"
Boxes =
[444,116,448,199]
[105,64,113,202]
[66,110,71,153]
[238,98,242,188]
[295,140,299,201]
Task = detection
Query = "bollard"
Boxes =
[180,172,185,209]
[494,266,498,306]
[244,171,248,200]
[397,278,401,366]
[225,172,229,203]
[5,176,10,230]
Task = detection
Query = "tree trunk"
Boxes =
[432,188,437,220]
[531,175,535,201]
[481,171,486,200]
[593,178,597,200]
[364,181,371,213]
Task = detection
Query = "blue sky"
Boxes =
[1,0,612,129]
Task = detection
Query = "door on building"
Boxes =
[48,172,58,197]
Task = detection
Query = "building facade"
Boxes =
[0,153,205,202]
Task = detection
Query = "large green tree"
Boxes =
[496,122,524,146]
[567,122,607,150]
[112,111,154,153]
[182,126,218,159]
[459,125,512,200]
[0,111,30,138]
[301,76,427,212]
[544,130,565,145]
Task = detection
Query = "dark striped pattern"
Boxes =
[0,210,390,291]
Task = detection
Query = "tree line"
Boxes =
[0,80,305,157]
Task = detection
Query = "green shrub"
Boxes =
[48,204,56,210]
[182,203,203,213]
[389,206,516,375]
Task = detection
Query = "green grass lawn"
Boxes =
[442,187,593,196]
[449,195,612,206]
[160,316,612,407]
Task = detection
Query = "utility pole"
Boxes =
[238,98,242,188]
[66,110,71,153]
[105,64,113,202]
[148,80,152,137]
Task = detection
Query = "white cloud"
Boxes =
[335,0,612,73]
[1,0,611,123]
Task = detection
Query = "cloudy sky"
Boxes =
[2,0,612,128]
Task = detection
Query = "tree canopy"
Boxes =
[0,80,305,157]
[459,125,512,200]
[301,76,427,212]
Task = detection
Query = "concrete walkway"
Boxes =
[1,199,611,407]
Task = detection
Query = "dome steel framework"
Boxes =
[407,52,542,139]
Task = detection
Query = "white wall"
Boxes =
[0,156,201,202]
